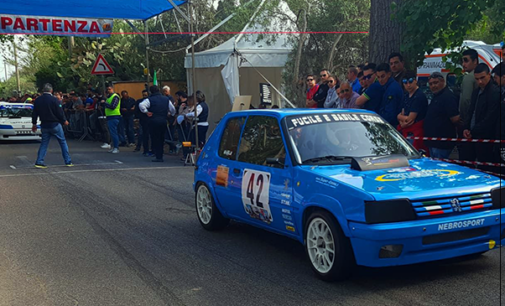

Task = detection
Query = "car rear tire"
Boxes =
[305,210,355,281]
[195,183,229,230]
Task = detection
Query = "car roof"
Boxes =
[223,108,378,119]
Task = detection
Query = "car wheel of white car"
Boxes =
[305,210,355,281]
[196,183,229,230]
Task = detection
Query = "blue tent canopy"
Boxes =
[0,0,187,20]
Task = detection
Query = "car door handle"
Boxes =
[233,168,241,175]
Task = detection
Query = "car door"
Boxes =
[232,115,296,235]
[212,115,247,218]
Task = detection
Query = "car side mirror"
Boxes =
[266,157,285,167]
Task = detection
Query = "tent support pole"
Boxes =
[144,20,150,90]
[190,1,198,152]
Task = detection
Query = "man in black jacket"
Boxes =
[138,86,175,162]
[311,69,331,108]
[463,63,501,169]
[31,83,72,168]
[492,63,505,165]
[134,90,152,155]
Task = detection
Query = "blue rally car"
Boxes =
[193,109,504,281]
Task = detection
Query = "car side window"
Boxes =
[238,116,286,168]
[218,117,246,160]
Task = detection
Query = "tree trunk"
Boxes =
[326,33,343,72]
[293,5,309,108]
[369,0,403,64]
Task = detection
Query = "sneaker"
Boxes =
[101,143,111,149]
[111,148,120,154]
[35,164,47,169]
[65,163,74,167]
[128,143,136,147]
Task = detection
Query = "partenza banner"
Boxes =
[0,15,113,37]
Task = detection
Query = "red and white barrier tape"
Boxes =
[407,136,505,143]
[433,158,505,168]
[477,169,505,177]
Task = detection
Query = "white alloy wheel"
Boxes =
[307,217,335,274]
[196,185,213,225]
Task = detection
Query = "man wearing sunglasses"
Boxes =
[305,75,319,108]
[463,63,500,171]
[424,72,461,159]
[323,76,339,108]
[356,63,383,112]
[396,71,428,152]
[339,83,360,109]
[311,69,331,108]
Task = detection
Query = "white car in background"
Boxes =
[0,102,41,141]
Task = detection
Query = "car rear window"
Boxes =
[218,117,246,160]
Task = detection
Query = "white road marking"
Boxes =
[9,165,16,169]
[0,166,189,178]
[114,160,123,164]
[11,162,120,169]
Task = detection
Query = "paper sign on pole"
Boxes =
[91,54,114,75]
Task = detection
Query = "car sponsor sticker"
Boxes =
[242,169,273,224]
[375,169,460,182]
[216,165,229,187]
[438,219,485,231]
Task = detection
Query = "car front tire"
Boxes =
[305,210,355,281]
[195,183,230,230]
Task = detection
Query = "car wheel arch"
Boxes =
[195,180,229,218]
[301,197,351,239]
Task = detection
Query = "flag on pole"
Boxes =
[153,70,157,86]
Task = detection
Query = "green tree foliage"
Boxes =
[395,0,500,68]
[276,0,370,106]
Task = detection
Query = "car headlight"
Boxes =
[491,187,505,209]
[365,199,417,224]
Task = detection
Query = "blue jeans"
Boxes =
[429,147,453,159]
[123,116,135,144]
[117,117,126,144]
[36,124,71,165]
[107,118,120,149]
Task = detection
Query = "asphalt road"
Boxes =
[0,139,504,306]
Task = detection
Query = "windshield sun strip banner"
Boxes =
[286,113,385,130]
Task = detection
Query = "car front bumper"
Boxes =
[348,209,504,267]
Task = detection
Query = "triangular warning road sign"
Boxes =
[91,54,114,75]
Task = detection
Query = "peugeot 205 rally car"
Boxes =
[193,109,504,281]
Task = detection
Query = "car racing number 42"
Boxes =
[241,169,273,223]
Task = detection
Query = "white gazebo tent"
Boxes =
[184,1,295,128]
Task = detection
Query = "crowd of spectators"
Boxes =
[303,47,504,173]
[2,44,503,169]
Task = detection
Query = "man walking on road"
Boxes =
[139,85,175,162]
[102,85,121,154]
[31,83,72,168]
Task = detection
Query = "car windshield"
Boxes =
[0,106,33,118]
[285,113,420,165]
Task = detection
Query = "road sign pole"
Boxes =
[101,75,106,96]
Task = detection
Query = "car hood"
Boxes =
[303,158,503,201]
